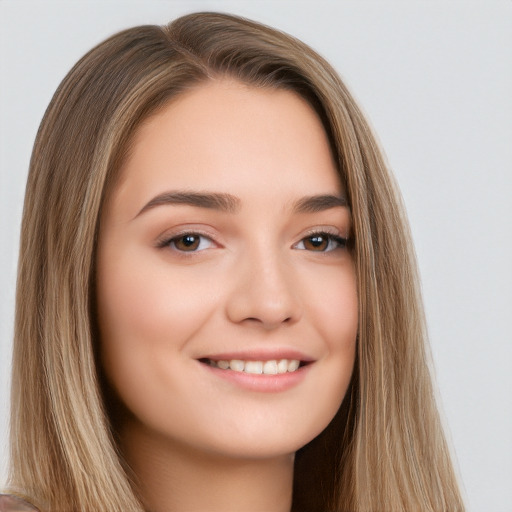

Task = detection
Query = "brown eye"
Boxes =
[158,232,216,253]
[173,234,200,251]
[295,232,347,252]
[303,235,329,251]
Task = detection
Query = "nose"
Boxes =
[225,248,301,330]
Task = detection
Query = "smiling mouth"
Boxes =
[199,358,310,375]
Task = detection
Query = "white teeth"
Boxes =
[277,359,288,374]
[263,360,278,375]
[229,359,245,372]
[287,359,300,372]
[208,358,301,374]
[244,361,263,374]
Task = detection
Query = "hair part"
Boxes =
[9,12,464,511]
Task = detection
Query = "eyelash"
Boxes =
[157,230,348,254]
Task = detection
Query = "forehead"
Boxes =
[110,79,342,217]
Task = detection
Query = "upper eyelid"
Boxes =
[300,226,347,240]
[304,227,339,235]
[155,226,219,245]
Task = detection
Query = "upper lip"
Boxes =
[197,348,315,363]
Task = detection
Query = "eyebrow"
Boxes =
[135,191,241,217]
[293,194,348,213]
[135,190,348,218]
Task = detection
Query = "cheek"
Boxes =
[95,251,215,406]
[327,266,358,388]
[296,261,358,430]
[305,260,358,355]
[97,245,218,345]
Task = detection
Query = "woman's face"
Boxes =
[97,79,358,460]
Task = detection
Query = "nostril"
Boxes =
[224,266,301,328]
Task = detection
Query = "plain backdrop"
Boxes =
[1,1,511,510]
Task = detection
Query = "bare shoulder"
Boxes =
[0,495,39,512]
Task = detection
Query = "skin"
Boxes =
[96,79,358,512]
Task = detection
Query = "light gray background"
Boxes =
[1,1,511,510]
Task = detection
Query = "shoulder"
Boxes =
[0,495,39,512]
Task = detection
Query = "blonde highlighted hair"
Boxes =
[8,12,464,512]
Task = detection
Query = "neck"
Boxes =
[120,420,294,512]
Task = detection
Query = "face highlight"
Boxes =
[96,79,358,460]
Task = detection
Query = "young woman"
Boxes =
[2,12,465,512]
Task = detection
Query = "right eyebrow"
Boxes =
[293,194,348,213]
[134,190,241,219]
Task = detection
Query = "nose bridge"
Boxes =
[225,239,301,328]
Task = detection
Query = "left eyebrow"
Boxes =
[293,194,348,213]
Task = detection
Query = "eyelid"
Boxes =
[303,225,343,237]
[300,226,349,243]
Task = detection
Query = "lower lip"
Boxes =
[199,362,312,393]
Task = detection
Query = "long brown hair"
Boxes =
[8,12,464,512]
